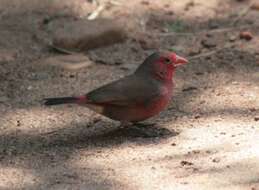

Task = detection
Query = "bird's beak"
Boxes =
[175,55,188,67]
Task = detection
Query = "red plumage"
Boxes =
[44,51,188,123]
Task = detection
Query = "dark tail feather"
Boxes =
[44,97,79,106]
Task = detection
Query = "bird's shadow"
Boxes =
[105,122,177,139]
[44,120,179,149]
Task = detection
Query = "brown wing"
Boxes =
[86,75,160,107]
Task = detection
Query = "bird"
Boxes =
[44,51,188,126]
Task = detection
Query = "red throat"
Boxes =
[155,60,175,81]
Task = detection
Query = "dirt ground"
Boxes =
[0,0,259,189]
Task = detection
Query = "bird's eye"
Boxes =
[164,58,171,64]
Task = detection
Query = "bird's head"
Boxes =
[135,51,188,81]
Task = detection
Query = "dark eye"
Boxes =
[164,58,171,64]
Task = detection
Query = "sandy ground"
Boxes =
[0,0,259,189]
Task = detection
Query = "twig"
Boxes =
[154,28,232,37]
[188,43,236,60]
[154,32,194,36]
[49,44,78,55]
[153,24,255,37]
[41,130,60,136]
[188,49,219,60]
[88,4,106,20]
[232,1,255,26]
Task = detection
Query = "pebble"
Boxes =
[251,2,259,10]
[240,31,253,40]
[180,160,193,166]
[229,35,237,42]
[212,158,220,163]
[201,38,217,48]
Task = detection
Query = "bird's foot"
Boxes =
[130,122,172,138]
[116,121,174,138]
[133,122,156,128]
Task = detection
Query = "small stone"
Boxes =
[171,143,176,146]
[141,1,150,5]
[240,31,253,40]
[254,116,259,121]
[194,114,201,119]
[249,108,256,112]
[188,48,201,56]
[17,120,21,127]
[195,72,204,75]
[251,2,259,10]
[184,1,195,11]
[180,160,193,166]
[200,100,206,104]
[229,35,237,42]
[201,38,217,48]
[166,11,174,16]
[43,54,93,70]
[212,158,220,163]
[205,150,218,154]
[164,3,170,8]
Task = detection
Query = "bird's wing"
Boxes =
[86,75,160,107]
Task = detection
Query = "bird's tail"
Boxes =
[44,96,86,106]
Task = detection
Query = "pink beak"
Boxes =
[175,55,188,67]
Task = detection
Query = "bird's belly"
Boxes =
[133,95,171,121]
[86,84,173,122]
[102,93,171,122]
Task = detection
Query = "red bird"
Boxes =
[44,51,188,125]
